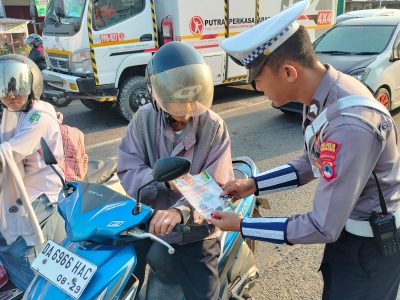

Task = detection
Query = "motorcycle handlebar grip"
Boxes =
[173,224,190,233]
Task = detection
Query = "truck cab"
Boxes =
[42,0,337,121]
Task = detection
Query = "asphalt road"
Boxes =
[57,84,400,300]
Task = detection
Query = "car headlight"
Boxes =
[349,67,370,82]
[70,49,93,75]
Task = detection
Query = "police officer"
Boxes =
[209,1,400,299]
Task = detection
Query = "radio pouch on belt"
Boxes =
[369,172,400,256]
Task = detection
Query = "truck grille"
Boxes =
[48,54,69,72]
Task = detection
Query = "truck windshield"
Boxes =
[46,0,86,24]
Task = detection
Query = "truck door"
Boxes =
[89,0,154,86]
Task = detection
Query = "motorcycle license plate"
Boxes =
[31,240,97,299]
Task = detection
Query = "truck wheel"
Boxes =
[117,76,150,121]
[47,97,73,108]
[80,99,114,111]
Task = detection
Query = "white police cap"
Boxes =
[221,0,309,83]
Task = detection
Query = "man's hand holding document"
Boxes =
[172,171,234,219]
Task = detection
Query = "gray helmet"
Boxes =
[0,54,43,107]
[145,42,213,117]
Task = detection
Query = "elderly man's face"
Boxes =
[165,102,196,118]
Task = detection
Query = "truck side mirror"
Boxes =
[29,0,37,19]
[390,46,400,62]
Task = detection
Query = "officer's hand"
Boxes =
[207,210,243,232]
[220,178,257,202]
[150,209,182,236]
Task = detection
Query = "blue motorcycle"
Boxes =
[23,139,262,300]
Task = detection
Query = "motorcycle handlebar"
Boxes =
[172,224,190,233]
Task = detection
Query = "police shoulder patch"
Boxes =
[319,140,340,182]
[29,112,41,123]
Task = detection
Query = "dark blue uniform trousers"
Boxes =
[320,231,400,300]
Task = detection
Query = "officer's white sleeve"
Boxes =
[253,164,299,195]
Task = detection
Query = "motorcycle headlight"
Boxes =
[349,67,370,82]
[70,49,93,75]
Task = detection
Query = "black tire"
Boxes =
[80,99,114,111]
[374,87,391,110]
[279,109,297,115]
[47,97,73,108]
[117,76,150,122]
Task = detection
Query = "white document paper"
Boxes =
[172,171,233,218]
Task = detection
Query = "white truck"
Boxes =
[42,0,337,121]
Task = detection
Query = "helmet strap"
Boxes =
[164,112,191,131]
[21,98,33,112]
[151,97,159,111]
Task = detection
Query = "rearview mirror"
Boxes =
[29,0,37,19]
[390,44,400,62]
[152,157,191,182]
[40,138,68,191]
[40,138,58,165]
[134,157,191,215]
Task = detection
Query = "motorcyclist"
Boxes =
[25,34,47,71]
[117,42,234,300]
[0,54,65,291]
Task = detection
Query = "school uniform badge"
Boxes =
[319,140,340,182]
[29,112,41,123]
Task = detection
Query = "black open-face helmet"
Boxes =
[145,42,213,117]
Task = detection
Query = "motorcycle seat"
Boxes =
[84,158,118,184]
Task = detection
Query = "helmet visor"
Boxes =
[0,61,32,99]
[150,64,214,117]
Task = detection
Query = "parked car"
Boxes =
[278,15,400,114]
[335,8,400,24]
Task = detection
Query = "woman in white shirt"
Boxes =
[0,54,65,291]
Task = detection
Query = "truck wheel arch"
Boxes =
[114,52,153,88]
